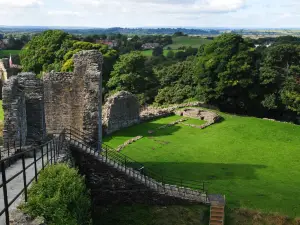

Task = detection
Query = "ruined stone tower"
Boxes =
[2,50,103,147]
[43,50,103,139]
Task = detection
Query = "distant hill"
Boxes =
[0,26,220,36]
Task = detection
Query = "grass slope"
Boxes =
[0,50,21,58]
[104,112,300,217]
[165,36,212,49]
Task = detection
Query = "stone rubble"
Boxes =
[116,136,143,152]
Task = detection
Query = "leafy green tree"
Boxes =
[152,46,163,57]
[260,44,300,114]
[107,51,158,104]
[195,33,260,113]
[166,50,175,59]
[155,57,197,104]
[20,30,72,74]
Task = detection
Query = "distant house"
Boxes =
[96,39,118,48]
[2,39,9,45]
[142,43,160,50]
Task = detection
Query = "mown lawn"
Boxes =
[165,36,213,49]
[0,50,21,58]
[104,111,300,217]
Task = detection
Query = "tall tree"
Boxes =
[107,51,158,104]
[195,33,260,113]
[20,30,72,74]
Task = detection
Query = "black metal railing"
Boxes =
[0,130,65,225]
[68,127,209,193]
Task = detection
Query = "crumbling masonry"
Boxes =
[2,50,103,147]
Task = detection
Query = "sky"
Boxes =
[0,0,300,28]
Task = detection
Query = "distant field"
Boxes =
[165,36,213,49]
[141,49,183,57]
[0,50,21,58]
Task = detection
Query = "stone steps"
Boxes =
[68,138,209,204]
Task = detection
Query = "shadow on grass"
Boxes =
[104,122,183,140]
[138,162,267,182]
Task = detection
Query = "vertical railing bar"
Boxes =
[7,142,10,167]
[46,142,49,164]
[33,148,38,182]
[1,161,10,225]
[50,141,53,165]
[41,146,44,170]
[22,154,28,202]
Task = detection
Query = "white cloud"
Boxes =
[48,10,82,16]
[0,0,42,8]
[65,0,247,14]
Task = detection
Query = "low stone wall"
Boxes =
[116,136,143,152]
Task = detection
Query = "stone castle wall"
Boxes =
[103,91,140,134]
[44,50,103,139]
[43,72,78,134]
[2,77,27,147]
[0,59,21,99]
[18,73,45,143]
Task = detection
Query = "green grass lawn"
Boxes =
[0,50,21,58]
[0,50,21,59]
[104,111,300,217]
[141,49,182,57]
[165,36,213,49]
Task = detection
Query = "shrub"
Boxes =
[22,164,91,225]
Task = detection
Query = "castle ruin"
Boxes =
[2,50,103,147]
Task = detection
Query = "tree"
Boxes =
[195,33,260,113]
[152,46,163,57]
[20,30,118,86]
[173,31,185,37]
[107,51,158,104]
[155,57,197,105]
[260,44,300,115]
[20,30,72,74]
[166,50,175,59]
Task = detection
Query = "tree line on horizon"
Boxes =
[19,30,300,123]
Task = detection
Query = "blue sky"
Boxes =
[0,0,300,28]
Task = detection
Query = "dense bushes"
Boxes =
[22,164,91,225]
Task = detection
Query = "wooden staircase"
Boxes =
[208,195,225,225]
[209,205,225,225]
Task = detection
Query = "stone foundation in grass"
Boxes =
[116,136,143,152]
[175,108,221,130]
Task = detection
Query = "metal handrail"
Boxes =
[68,127,208,192]
[0,129,66,225]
